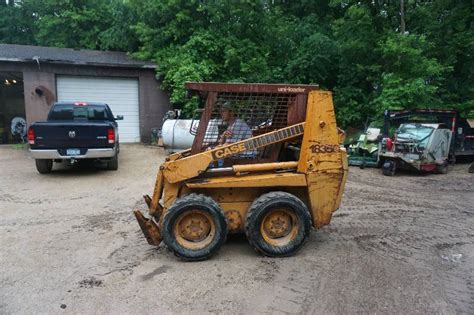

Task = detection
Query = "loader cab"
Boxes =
[186,82,320,166]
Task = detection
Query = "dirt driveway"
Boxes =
[1,144,473,314]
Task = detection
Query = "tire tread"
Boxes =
[162,193,227,261]
[244,191,311,257]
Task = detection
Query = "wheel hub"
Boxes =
[262,210,292,238]
[178,212,211,241]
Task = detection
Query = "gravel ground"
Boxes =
[1,144,473,314]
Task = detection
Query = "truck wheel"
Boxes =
[107,154,118,170]
[436,162,448,174]
[448,153,456,165]
[376,157,384,169]
[35,159,53,174]
[162,194,227,261]
[245,191,311,257]
[382,160,396,176]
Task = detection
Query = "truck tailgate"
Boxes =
[31,122,114,149]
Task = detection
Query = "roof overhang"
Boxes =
[0,57,157,69]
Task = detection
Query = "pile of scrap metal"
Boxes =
[378,109,474,176]
[379,122,452,175]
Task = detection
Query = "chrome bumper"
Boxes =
[29,148,116,159]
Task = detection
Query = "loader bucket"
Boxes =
[143,194,152,209]
[133,210,162,246]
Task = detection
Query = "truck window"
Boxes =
[49,104,110,121]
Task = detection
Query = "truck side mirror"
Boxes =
[115,115,124,120]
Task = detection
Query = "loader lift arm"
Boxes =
[162,122,305,184]
[144,122,306,214]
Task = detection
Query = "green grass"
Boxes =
[12,143,28,150]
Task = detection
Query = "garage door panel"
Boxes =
[57,76,140,143]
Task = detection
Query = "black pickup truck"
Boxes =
[28,101,123,174]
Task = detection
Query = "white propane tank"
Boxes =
[161,119,197,150]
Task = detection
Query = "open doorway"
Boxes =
[0,72,25,144]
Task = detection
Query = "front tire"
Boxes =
[35,159,53,174]
[161,194,227,261]
[382,160,396,176]
[245,191,311,257]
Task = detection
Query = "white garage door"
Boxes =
[56,75,140,143]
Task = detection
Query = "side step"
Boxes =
[133,210,162,246]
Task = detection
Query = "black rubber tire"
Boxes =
[244,191,311,257]
[107,154,118,170]
[448,153,456,165]
[161,194,227,261]
[382,160,396,176]
[376,157,383,169]
[436,162,448,174]
[35,159,53,174]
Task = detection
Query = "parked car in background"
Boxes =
[28,102,122,174]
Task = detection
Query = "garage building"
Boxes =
[0,44,170,143]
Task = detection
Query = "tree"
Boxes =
[0,1,36,45]
[0,0,472,125]
[373,33,446,111]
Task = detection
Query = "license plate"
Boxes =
[66,149,81,156]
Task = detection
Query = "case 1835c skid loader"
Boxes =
[134,82,348,260]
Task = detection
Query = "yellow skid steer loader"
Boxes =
[134,82,348,260]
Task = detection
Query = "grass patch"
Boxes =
[12,143,28,150]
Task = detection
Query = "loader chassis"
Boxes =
[134,82,348,260]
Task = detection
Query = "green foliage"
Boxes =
[372,33,447,112]
[373,74,439,111]
[1,0,472,126]
[0,0,137,50]
[0,2,36,44]
[286,32,340,87]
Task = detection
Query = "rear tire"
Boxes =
[382,160,396,176]
[35,159,53,174]
[245,191,311,257]
[107,154,118,170]
[162,194,227,261]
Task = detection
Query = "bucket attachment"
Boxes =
[134,210,162,246]
[143,195,152,209]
